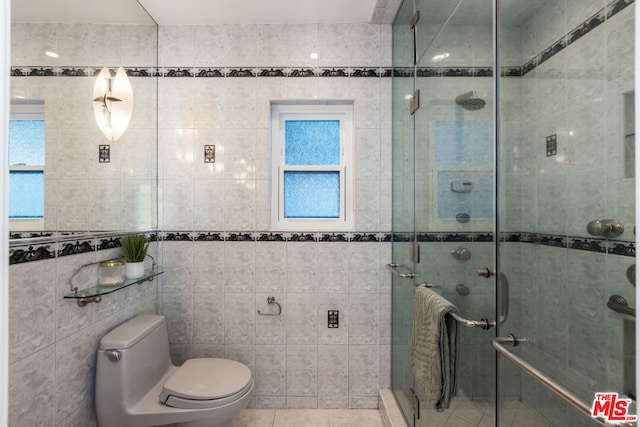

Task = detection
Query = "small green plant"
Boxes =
[118,234,149,263]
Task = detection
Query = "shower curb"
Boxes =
[378,389,410,427]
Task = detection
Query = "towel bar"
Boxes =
[386,263,420,279]
[449,312,494,329]
[415,283,495,329]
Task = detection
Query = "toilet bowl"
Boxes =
[95,314,253,427]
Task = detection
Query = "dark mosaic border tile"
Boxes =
[350,68,380,77]
[195,232,224,241]
[350,233,379,242]
[607,0,634,19]
[442,233,472,242]
[9,243,55,265]
[288,68,316,77]
[258,233,286,241]
[568,237,606,253]
[287,233,317,242]
[225,232,255,241]
[97,237,120,251]
[392,233,412,242]
[162,232,194,241]
[321,233,348,242]
[60,67,89,77]
[196,68,225,77]
[501,67,522,77]
[259,68,287,77]
[393,68,414,77]
[608,241,635,257]
[537,38,566,67]
[321,68,348,77]
[164,68,194,77]
[58,239,96,257]
[417,233,442,242]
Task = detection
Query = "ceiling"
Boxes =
[139,0,391,25]
[11,0,400,25]
[11,0,544,27]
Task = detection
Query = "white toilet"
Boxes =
[95,314,254,427]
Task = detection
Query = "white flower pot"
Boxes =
[125,261,145,279]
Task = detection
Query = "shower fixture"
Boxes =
[455,90,486,111]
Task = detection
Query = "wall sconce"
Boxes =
[92,66,133,142]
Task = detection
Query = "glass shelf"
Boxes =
[64,269,163,301]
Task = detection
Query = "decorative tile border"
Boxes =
[9,243,55,265]
[10,66,156,77]
[8,228,635,263]
[520,0,633,76]
[160,231,392,242]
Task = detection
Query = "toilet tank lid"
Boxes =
[99,315,165,350]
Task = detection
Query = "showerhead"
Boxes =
[456,91,486,111]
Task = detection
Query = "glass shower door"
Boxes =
[496,0,637,426]
[390,0,417,421]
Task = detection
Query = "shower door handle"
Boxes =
[386,263,420,279]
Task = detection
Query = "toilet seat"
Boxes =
[160,358,253,410]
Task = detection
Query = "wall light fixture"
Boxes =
[92,66,133,142]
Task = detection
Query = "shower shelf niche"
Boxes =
[64,268,163,307]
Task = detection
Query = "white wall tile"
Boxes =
[226,25,257,67]
[194,25,226,67]
[224,293,256,344]
[286,345,318,397]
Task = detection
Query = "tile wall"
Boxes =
[156,22,394,409]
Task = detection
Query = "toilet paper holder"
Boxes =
[257,296,282,316]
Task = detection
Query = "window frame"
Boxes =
[270,101,354,231]
[9,100,45,231]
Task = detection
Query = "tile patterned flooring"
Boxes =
[231,409,385,427]
[420,398,553,427]
[230,399,553,427]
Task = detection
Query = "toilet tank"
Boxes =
[96,315,173,409]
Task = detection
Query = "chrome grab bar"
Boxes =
[386,263,420,279]
[492,339,635,427]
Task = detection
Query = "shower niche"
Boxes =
[434,118,493,221]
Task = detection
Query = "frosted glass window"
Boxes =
[9,120,45,165]
[284,171,340,218]
[9,171,44,218]
[271,102,354,230]
[285,120,340,165]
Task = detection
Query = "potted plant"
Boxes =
[119,234,149,279]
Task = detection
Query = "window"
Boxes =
[270,102,354,231]
[9,100,45,230]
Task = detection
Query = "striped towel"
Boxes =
[411,286,459,411]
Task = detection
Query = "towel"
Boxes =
[411,286,459,411]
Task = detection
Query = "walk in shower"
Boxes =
[391,0,636,426]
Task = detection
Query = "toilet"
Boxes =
[95,314,253,427]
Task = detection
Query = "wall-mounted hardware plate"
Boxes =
[546,134,557,157]
[328,310,339,328]
[204,145,215,163]
[99,145,110,163]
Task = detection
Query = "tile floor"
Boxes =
[231,409,385,427]
[420,398,553,427]
[229,399,552,427]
